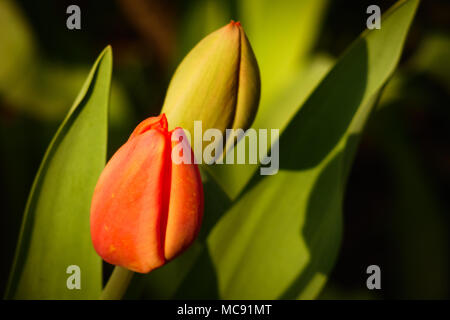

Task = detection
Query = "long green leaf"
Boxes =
[173,0,419,299]
[207,55,333,199]
[5,47,112,299]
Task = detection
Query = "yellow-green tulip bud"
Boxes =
[161,21,260,159]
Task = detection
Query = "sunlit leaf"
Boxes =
[208,54,334,198]
[5,47,113,299]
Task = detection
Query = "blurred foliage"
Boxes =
[1,0,449,299]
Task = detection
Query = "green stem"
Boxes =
[100,266,134,300]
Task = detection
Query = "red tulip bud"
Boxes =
[90,114,203,273]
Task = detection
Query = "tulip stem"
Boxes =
[100,266,134,300]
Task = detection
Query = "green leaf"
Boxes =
[172,0,419,299]
[207,54,334,199]
[5,47,113,299]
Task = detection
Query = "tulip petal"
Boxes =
[128,113,168,141]
[91,128,170,273]
[232,26,261,130]
[164,129,204,260]
[91,115,204,273]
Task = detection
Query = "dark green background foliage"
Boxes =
[0,0,449,299]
